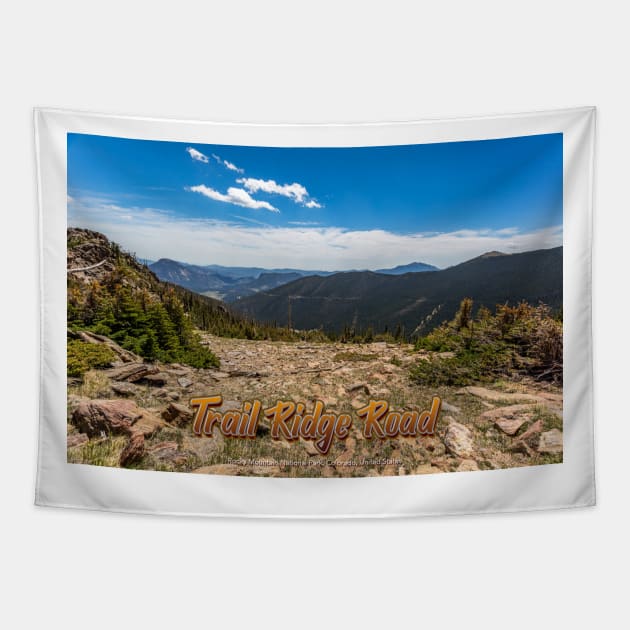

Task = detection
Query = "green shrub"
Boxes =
[412,299,562,385]
[67,340,116,377]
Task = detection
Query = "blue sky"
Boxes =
[68,132,562,269]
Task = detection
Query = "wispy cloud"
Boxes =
[212,153,244,174]
[187,147,244,173]
[187,184,278,212]
[237,177,321,208]
[232,214,273,227]
[186,147,209,163]
[68,196,562,270]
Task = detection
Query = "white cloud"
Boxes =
[224,160,243,173]
[237,178,307,203]
[187,184,279,212]
[68,197,562,270]
[186,147,209,163]
[237,177,321,208]
[212,154,244,174]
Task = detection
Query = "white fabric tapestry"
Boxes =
[34,107,595,517]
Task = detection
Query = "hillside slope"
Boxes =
[67,228,330,350]
[232,247,562,337]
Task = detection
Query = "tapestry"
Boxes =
[34,108,595,517]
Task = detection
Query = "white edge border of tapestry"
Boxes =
[33,107,596,518]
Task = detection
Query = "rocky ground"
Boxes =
[67,333,563,477]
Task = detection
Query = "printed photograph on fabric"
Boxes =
[65,133,563,477]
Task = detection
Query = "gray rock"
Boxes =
[538,429,563,454]
[443,421,475,458]
[111,382,137,397]
[441,401,461,414]
[142,373,168,387]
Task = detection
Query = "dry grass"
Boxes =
[67,435,128,467]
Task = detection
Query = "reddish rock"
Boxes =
[510,419,544,456]
[106,362,159,383]
[518,419,544,445]
[481,403,534,434]
[71,399,164,438]
[161,402,193,425]
[71,399,143,436]
[67,433,88,448]
[119,432,145,467]
[495,417,530,436]
[147,441,188,465]
[131,411,166,437]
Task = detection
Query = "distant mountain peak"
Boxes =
[478,251,507,259]
[375,261,439,274]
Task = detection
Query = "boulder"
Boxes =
[71,399,143,436]
[71,399,164,437]
[538,429,563,454]
[443,421,475,458]
[346,383,371,396]
[119,432,145,467]
[110,382,137,397]
[480,404,534,435]
[148,441,188,466]
[131,411,166,437]
[517,419,544,445]
[177,377,194,389]
[494,416,531,436]
[457,459,480,472]
[421,435,446,456]
[142,373,168,387]
[481,403,535,420]
[162,402,193,425]
[106,362,159,383]
[509,419,544,456]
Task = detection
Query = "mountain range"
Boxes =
[149,258,438,302]
[230,247,563,337]
[70,227,562,340]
